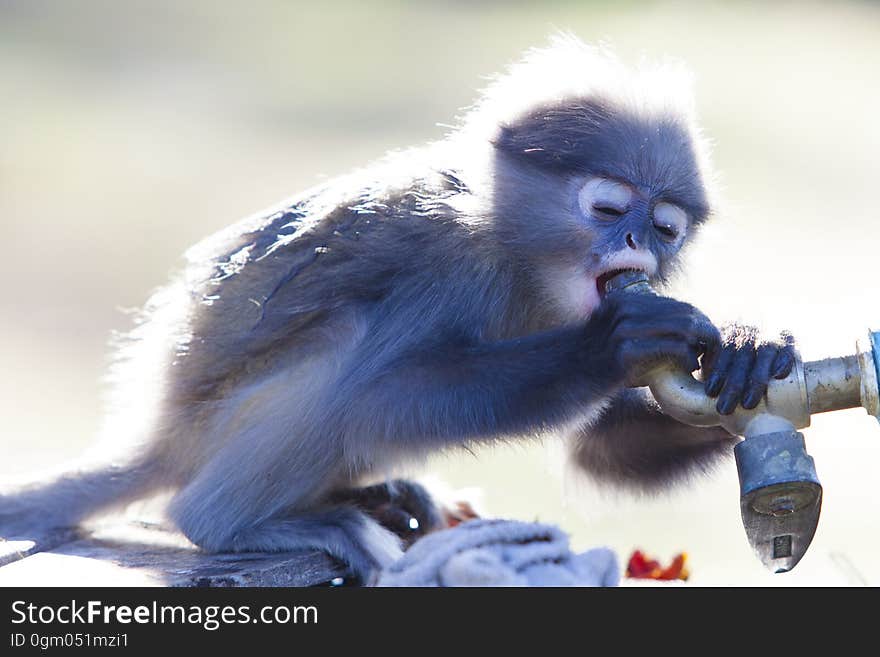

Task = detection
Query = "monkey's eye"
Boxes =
[652,202,688,243]
[578,177,632,221]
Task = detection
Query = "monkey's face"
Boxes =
[522,173,695,323]
[489,99,711,322]
[576,175,690,315]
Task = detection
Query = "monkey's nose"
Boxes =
[626,233,638,250]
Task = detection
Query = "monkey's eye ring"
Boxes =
[579,177,633,220]
[652,202,688,242]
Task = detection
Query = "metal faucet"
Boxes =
[606,270,880,572]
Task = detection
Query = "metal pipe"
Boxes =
[605,270,880,572]
[803,355,862,414]
[609,272,880,435]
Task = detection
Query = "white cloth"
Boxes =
[377,518,619,587]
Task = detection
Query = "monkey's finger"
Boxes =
[771,350,795,379]
[624,309,720,355]
[622,339,701,377]
[693,320,722,361]
[615,315,716,344]
[699,332,721,380]
[703,344,735,397]
[716,345,757,415]
[771,332,796,378]
[742,344,777,409]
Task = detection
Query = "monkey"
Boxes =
[1,36,795,583]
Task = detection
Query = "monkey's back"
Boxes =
[109,158,512,477]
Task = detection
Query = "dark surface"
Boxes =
[0,522,345,587]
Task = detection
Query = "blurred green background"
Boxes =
[2,0,879,585]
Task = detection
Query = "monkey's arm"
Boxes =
[339,324,619,448]
[569,317,798,489]
[571,387,737,489]
[334,292,718,449]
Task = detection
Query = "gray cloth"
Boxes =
[377,518,620,587]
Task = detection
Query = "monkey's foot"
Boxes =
[330,479,444,547]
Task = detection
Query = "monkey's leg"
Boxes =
[171,495,402,582]
[329,479,444,546]
[222,508,402,583]
[571,387,737,490]
[166,445,402,582]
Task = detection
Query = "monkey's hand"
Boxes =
[589,293,721,388]
[702,323,795,415]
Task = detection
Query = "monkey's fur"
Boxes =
[1,37,794,582]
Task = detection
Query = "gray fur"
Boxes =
[1,36,729,581]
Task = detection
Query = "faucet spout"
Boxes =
[604,270,880,573]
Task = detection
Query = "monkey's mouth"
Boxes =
[595,268,644,299]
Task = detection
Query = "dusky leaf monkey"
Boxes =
[1,36,794,583]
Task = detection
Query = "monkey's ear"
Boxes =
[490,120,566,171]
[490,124,523,152]
[488,100,611,173]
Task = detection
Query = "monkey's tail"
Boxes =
[0,453,164,540]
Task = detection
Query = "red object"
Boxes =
[441,500,480,528]
[626,549,689,581]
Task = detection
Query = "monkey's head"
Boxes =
[458,36,715,322]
